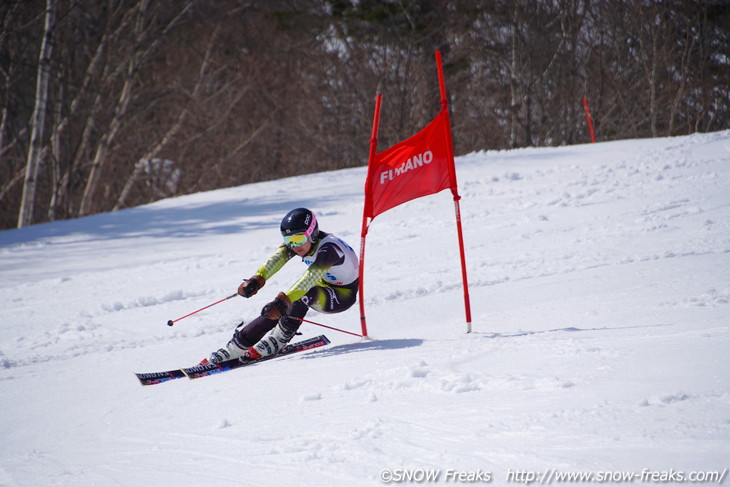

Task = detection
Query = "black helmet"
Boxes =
[280,208,319,244]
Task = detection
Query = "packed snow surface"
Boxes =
[1,132,729,486]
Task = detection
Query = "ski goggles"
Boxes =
[283,213,317,248]
[282,212,317,248]
[283,233,309,248]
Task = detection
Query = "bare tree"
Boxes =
[78,0,196,216]
[17,0,55,228]
[1,0,728,230]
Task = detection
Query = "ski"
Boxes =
[135,368,186,386]
[135,335,330,386]
[183,335,330,380]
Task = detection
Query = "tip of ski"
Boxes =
[135,369,186,386]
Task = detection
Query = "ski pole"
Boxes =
[167,293,238,326]
[287,316,364,338]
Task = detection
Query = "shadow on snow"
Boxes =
[302,338,424,360]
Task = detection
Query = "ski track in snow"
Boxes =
[0,131,729,486]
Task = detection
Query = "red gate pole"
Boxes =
[436,50,472,332]
[583,96,596,143]
[358,93,382,338]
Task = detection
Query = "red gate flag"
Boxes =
[358,50,471,338]
[363,109,456,219]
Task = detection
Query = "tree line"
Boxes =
[1,0,728,229]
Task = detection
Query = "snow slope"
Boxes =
[1,131,729,486]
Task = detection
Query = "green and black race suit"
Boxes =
[256,232,359,312]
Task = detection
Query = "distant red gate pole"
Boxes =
[583,96,596,143]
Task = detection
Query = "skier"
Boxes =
[206,208,358,363]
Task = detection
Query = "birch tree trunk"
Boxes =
[509,4,520,149]
[77,1,146,217]
[113,25,219,211]
[17,0,55,228]
[78,0,194,216]
[77,64,135,217]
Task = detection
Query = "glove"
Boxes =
[261,292,291,320]
[238,275,265,298]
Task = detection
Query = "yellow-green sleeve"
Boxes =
[255,244,294,281]
[284,266,328,302]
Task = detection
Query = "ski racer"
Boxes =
[206,208,358,363]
